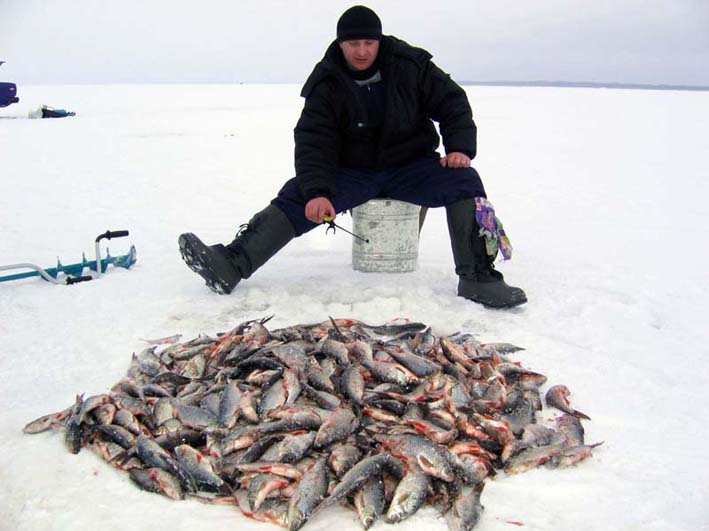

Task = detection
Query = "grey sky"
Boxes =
[1,0,708,86]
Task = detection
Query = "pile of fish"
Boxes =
[24,317,600,530]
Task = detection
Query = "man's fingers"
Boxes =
[452,155,470,168]
[442,153,471,168]
[318,207,333,222]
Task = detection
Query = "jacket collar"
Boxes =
[301,36,394,97]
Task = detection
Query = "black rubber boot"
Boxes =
[178,204,295,294]
[446,198,527,308]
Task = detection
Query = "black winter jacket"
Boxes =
[294,35,477,201]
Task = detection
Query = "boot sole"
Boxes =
[178,233,237,294]
[480,292,527,309]
[463,294,527,309]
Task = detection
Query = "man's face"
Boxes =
[339,39,380,71]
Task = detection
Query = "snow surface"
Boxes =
[1,84,708,531]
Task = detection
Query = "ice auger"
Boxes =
[0,230,137,285]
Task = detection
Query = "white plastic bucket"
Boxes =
[351,199,421,272]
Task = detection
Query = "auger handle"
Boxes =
[66,275,93,285]
[95,230,129,242]
[95,230,130,278]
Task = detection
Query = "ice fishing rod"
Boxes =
[323,214,369,243]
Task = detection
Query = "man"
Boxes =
[179,5,526,308]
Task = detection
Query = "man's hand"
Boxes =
[440,152,471,168]
[305,197,336,223]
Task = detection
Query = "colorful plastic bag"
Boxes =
[475,197,513,260]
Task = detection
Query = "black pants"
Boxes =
[272,157,486,237]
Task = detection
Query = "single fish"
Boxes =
[383,347,442,377]
[547,442,603,468]
[478,342,525,355]
[129,468,184,500]
[174,444,224,492]
[341,364,365,404]
[283,368,302,405]
[90,424,136,449]
[262,408,324,432]
[446,482,484,531]
[23,406,73,434]
[305,358,336,393]
[140,333,183,345]
[363,407,400,424]
[114,408,146,436]
[440,339,475,370]
[217,380,241,429]
[287,458,329,531]
[64,395,84,454]
[365,321,427,337]
[545,385,591,420]
[504,442,565,475]
[300,383,341,410]
[259,378,287,418]
[353,476,386,529]
[363,359,420,387]
[318,338,350,365]
[386,465,429,523]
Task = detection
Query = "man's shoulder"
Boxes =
[300,41,343,98]
[383,35,433,66]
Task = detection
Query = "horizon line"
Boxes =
[460,80,709,91]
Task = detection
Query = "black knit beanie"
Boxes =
[336,6,382,42]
